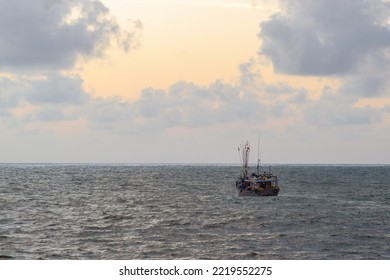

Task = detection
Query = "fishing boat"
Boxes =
[236,141,279,196]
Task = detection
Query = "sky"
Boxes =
[1,0,390,164]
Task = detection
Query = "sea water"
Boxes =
[0,164,389,259]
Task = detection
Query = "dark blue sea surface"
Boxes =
[0,164,389,259]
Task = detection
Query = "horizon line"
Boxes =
[1,162,389,166]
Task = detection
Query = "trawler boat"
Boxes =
[236,141,279,196]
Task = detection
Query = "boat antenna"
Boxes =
[238,146,243,167]
[257,131,261,174]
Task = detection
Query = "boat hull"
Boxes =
[235,176,279,196]
[236,186,279,196]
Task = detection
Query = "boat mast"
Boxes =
[239,141,250,178]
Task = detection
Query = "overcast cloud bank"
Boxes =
[1,0,389,163]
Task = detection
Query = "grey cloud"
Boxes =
[83,78,267,132]
[259,0,390,76]
[0,77,24,109]
[0,0,141,71]
[261,75,388,127]
[2,74,264,129]
[303,87,383,127]
[88,97,133,124]
[26,74,90,105]
[136,87,171,119]
[307,102,380,127]
[239,58,258,89]
[260,80,309,117]
[0,77,26,120]
[2,62,385,134]
[121,19,143,51]
[0,74,90,122]
[289,88,308,103]
[341,50,390,98]
[343,75,388,98]
[26,106,78,122]
[1,74,89,106]
[134,80,265,128]
[263,84,308,118]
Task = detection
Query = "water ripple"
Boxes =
[0,164,389,259]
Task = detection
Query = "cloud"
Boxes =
[1,59,389,163]
[131,60,270,129]
[0,77,23,110]
[86,79,265,132]
[256,0,390,127]
[341,49,390,98]
[0,0,141,71]
[0,74,90,122]
[1,74,89,105]
[86,96,135,133]
[0,0,141,124]
[26,74,90,105]
[303,86,383,127]
[259,0,390,76]
[1,60,386,137]
[120,19,143,51]
[0,60,268,132]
